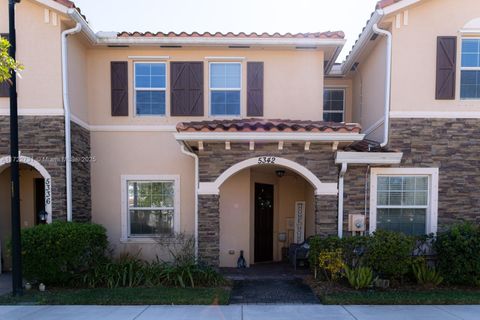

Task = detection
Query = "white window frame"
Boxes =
[133,61,167,117]
[460,37,480,100]
[209,61,242,117]
[121,175,180,243]
[369,168,439,235]
[323,88,345,122]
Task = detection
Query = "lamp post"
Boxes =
[9,0,23,296]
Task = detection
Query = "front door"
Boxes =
[34,178,45,225]
[254,183,274,263]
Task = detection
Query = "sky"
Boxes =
[73,0,379,62]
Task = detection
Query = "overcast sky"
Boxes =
[73,0,379,62]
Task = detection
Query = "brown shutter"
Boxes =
[170,62,204,116]
[436,36,457,100]
[247,62,264,116]
[111,61,129,116]
[0,34,10,97]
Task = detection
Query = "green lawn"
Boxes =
[320,289,480,305]
[0,287,231,305]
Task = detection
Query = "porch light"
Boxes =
[38,210,48,224]
[275,170,286,178]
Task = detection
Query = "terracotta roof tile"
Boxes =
[52,0,87,20]
[376,0,403,9]
[344,139,390,152]
[117,31,345,39]
[176,118,361,133]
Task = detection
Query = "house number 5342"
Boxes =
[258,156,276,164]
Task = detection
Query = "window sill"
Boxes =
[120,237,163,244]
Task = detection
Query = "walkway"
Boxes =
[0,305,479,320]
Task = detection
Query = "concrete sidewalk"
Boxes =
[0,305,479,320]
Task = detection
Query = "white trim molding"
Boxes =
[0,155,53,224]
[336,151,403,165]
[198,156,338,196]
[128,56,170,60]
[369,167,439,235]
[175,131,365,142]
[0,108,64,116]
[390,111,480,119]
[120,174,181,243]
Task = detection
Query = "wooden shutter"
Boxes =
[170,62,204,116]
[0,34,10,97]
[247,62,264,116]
[436,36,457,100]
[111,61,129,116]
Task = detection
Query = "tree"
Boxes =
[0,35,22,83]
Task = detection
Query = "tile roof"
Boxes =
[176,119,361,133]
[52,0,87,20]
[344,139,390,152]
[117,31,345,39]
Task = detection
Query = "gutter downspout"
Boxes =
[180,144,199,259]
[338,162,348,238]
[61,23,82,222]
[372,23,392,148]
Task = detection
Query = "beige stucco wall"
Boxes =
[0,165,40,270]
[0,0,63,110]
[324,78,353,123]
[351,36,388,141]
[86,47,325,125]
[68,35,89,122]
[219,169,251,267]
[390,0,480,112]
[90,131,195,261]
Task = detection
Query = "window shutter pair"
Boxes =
[435,36,457,100]
[110,60,265,116]
[0,33,10,97]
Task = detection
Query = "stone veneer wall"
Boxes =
[0,116,66,219]
[390,118,480,227]
[197,142,339,265]
[343,118,480,233]
[71,122,91,222]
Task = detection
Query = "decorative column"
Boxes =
[315,195,338,236]
[198,194,220,266]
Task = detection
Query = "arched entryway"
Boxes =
[0,156,52,271]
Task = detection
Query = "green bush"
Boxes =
[20,222,108,286]
[344,266,374,290]
[435,222,480,285]
[412,260,443,287]
[363,230,415,281]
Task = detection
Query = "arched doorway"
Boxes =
[0,156,52,272]
[199,156,338,268]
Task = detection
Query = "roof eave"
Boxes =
[175,132,365,142]
[340,9,385,75]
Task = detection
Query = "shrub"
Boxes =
[20,222,108,286]
[364,230,415,281]
[412,260,443,287]
[435,222,480,285]
[318,249,344,281]
[344,266,374,290]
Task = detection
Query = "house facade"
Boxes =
[0,0,479,268]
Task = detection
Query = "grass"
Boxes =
[0,287,231,305]
[320,289,480,305]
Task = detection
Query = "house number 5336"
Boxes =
[258,156,276,164]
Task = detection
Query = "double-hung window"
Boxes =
[134,62,167,115]
[122,176,180,239]
[370,168,439,236]
[461,39,480,99]
[209,62,241,116]
[323,89,345,122]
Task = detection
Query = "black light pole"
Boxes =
[9,0,23,296]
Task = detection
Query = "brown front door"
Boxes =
[254,183,274,263]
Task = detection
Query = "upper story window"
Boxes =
[323,89,344,122]
[370,168,439,236]
[134,62,166,115]
[461,39,480,99]
[209,62,241,116]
